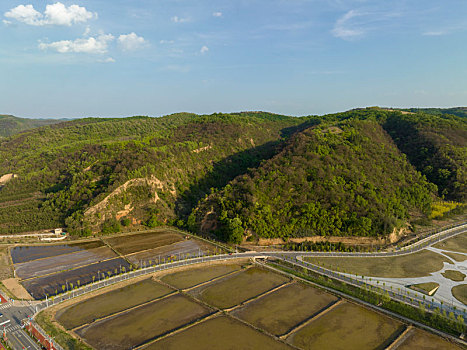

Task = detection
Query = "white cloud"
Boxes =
[332,10,365,40]
[39,34,114,54]
[160,40,174,44]
[5,4,42,25]
[423,30,446,36]
[213,12,223,17]
[200,45,209,54]
[98,57,116,63]
[4,2,96,26]
[83,26,91,37]
[118,32,146,51]
[171,16,189,23]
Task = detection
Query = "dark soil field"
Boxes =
[22,257,131,299]
[76,294,212,350]
[288,302,404,350]
[161,264,242,289]
[233,282,338,336]
[148,316,292,350]
[191,267,290,309]
[105,231,184,255]
[56,278,174,330]
[15,246,117,280]
[11,241,104,264]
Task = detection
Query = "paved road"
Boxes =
[1,222,465,350]
[1,301,40,350]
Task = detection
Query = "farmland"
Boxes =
[56,278,174,330]
[43,262,463,350]
[7,229,218,299]
[288,302,404,349]
[75,294,212,350]
[232,282,338,336]
[190,267,290,309]
[397,329,462,350]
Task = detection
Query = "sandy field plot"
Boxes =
[397,329,463,349]
[147,316,292,350]
[161,263,242,290]
[128,239,218,267]
[105,231,184,255]
[434,233,467,253]
[76,294,211,350]
[1,277,33,299]
[22,257,131,299]
[10,241,104,264]
[0,248,13,280]
[305,250,449,278]
[191,267,290,309]
[15,246,117,280]
[234,282,338,336]
[56,278,173,330]
[452,284,467,305]
[288,302,404,350]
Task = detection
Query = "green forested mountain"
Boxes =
[0,109,465,242]
[0,112,302,234]
[0,115,64,138]
[399,107,467,119]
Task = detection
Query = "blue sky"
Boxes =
[1,0,467,118]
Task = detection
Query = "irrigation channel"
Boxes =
[1,222,466,350]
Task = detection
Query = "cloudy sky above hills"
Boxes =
[1,0,466,118]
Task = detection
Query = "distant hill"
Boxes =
[397,107,467,119]
[0,109,465,243]
[0,115,64,138]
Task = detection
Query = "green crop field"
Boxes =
[305,250,449,278]
[147,316,292,350]
[288,302,404,350]
[161,263,242,289]
[76,294,211,349]
[56,278,173,329]
[233,282,338,336]
[191,267,289,309]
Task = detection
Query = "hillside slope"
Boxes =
[190,115,438,243]
[0,115,63,138]
[0,112,302,234]
[0,108,465,242]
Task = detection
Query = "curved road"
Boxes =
[1,222,465,350]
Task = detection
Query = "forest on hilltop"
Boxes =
[0,109,465,244]
[0,115,63,138]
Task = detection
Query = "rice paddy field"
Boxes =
[9,229,218,299]
[45,262,463,350]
